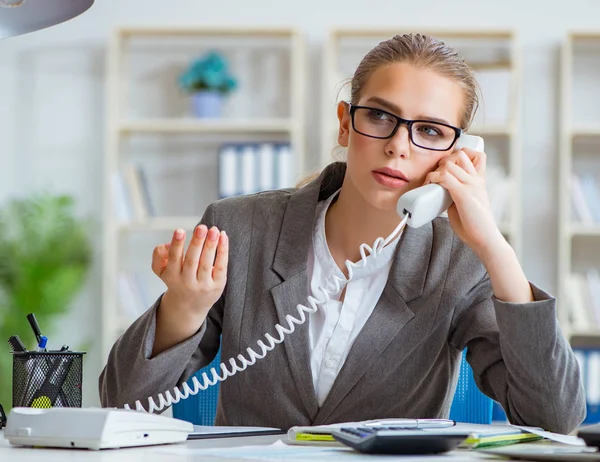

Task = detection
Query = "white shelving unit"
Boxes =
[102,26,305,360]
[558,32,600,339]
[320,29,522,256]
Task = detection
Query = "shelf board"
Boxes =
[118,26,298,38]
[118,118,294,134]
[569,224,600,236]
[468,124,513,136]
[571,126,600,137]
[470,61,513,71]
[331,28,514,40]
[570,32,600,40]
[569,329,600,338]
[118,217,201,232]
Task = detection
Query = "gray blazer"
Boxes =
[99,162,586,434]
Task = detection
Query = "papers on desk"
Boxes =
[287,420,363,446]
[287,418,454,446]
[189,425,284,440]
[287,421,582,449]
[511,425,587,446]
[434,424,585,448]
[481,443,598,461]
[427,423,543,449]
[158,439,477,461]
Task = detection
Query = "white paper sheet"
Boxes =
[512,426,587,446]
[158,439,482,461]
[191,425,281,436]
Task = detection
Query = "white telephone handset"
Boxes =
[127,134,485,414]
[396,134,485,228]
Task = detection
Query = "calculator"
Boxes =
[331,426,470,455]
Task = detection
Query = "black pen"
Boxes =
[26,313,43,345]
[0,403,6,429]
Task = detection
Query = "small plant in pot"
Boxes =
[178,50,238,118]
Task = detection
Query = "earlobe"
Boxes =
[336,101,350,147]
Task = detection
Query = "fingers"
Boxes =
[456,146,486,177]
[455,151,477,176]
[181,225,208,282]
[440,150,475,174]
[159,225,229,286]
[212,231,229,284]
[436,148,484,184]
[152,243,170,277]
[443,160,472,183]
[426,146,488,202]
[198,227,221,282]
[472,149,486,176]
[425,169,462,191]
[164,228,186,278]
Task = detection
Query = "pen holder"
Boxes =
[11,351,85,408]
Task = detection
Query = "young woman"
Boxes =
[100,34,585,434]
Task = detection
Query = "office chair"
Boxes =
[173,349,494,425]
[448,349,494,424]
[173,350,222,426]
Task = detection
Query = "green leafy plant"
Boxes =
[178,50,238,94]
[0,193,92,410]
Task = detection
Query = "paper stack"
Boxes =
[287,421,546,449]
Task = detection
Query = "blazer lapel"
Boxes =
[270,274,318,420]
[269,162,347,420]
[313,222,434,424]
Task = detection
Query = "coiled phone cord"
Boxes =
[127,214,409,413]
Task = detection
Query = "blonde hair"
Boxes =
[296,33,480,188]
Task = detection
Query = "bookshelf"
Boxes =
[558,33,600,339]
[101,26,306,360]
[320,29,522,256]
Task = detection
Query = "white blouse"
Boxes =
[307,191,402,406]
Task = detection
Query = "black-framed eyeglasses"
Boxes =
[348,103,462,151]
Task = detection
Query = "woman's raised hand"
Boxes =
[152,224,229,318]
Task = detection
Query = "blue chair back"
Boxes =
[173,350,222,425]
[449,349,494,424]
[173,348,494,425]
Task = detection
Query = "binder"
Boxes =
[217,142,293,198]
[258,143,275,191]
[275,143,293,189]
[571,335,600,423]
[240,145,256,195]
[218,145,238,198]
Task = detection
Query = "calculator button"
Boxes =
[341,427,370,437]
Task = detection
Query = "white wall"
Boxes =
[0,0,599,406]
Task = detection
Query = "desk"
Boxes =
[0,429,534,461]
[0,431,286,462]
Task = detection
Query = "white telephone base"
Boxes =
[4,407,193,450]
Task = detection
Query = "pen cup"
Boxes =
[11,351,86,408]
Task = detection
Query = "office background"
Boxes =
[0,0,599,408]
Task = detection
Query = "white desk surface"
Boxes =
[0,431,284,461]
[0,429,512,461]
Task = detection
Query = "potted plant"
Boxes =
[0,193,92,410]
[178,50,238,118]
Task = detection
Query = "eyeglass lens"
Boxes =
[353,107,456,150]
